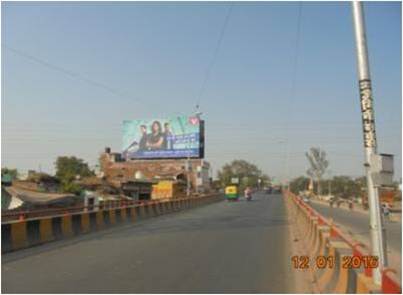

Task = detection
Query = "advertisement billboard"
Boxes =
[122,115,203,159]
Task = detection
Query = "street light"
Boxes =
[352,2,390,284]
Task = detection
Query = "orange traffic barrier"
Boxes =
[284,190,399,294]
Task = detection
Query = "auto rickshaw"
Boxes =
[225,185,239,201]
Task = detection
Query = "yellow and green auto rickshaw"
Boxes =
[225,185,239,201]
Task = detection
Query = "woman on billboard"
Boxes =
[146,120,164,150]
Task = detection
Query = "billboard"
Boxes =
[122,115,204,159]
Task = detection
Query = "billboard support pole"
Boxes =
[187,155,191,197]
[352,1,387,285]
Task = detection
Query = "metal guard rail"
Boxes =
[2,195,215,222]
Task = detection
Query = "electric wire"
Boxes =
[3,45,161,111]
[194,3,233,111]
[283,3,303,185]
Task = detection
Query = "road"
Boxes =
[310,201,402,281]
[2,193,300,293]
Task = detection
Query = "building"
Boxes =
[99,147,211,195]
[13,171,60,193]
[121,180,155,200]
[77,175,155,201]
[152,180,186,199]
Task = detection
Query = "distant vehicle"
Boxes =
[225,185,239,201]
[321,195,334,202]
[265,187,273,194]
[244,187,252,201]
[269,187,280,194]
[302,197,310,203]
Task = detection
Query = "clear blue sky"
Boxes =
[2,2,401,182]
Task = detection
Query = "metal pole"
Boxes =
[282,139,290,191]
[187,156,191,197]
[351,1,387,284]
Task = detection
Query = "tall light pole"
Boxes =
[352,1,387,284]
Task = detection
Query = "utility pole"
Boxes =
[352,1,387,284]
[186,155,191,197]
[187,109,203,197]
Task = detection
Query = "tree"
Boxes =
[289,176,310,195]
[217,160,270,191]
[55,156,94,194]
[306,147,329,196]
[1,168,18,180]
[329,176,361,199]
[289,173,369,200]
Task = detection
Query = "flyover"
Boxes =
[2,193,303,293]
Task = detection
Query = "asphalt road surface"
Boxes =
[2,193,298,293]
[310,201,402,281]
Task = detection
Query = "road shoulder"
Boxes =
[284,197,318,293]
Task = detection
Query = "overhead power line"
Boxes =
[3,45,160,110]
[283,2,303,185]
[195,3,233,110]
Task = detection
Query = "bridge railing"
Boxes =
[1,195,215,222]
[2,193,224,253]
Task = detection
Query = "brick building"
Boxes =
[99,147,211,194]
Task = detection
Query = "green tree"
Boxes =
[217,160,270,191]
[55,156,94,194]
[289,176,310,195]
[1,168,18,180]
[329,176,361,199]
[306,147,329,196]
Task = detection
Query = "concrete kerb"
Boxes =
[307,217,319,251]
[310,225,329,258]
[315,239,362,293]
[284,191,384,294]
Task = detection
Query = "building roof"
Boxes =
[27,172,60,184]
[77,176,105,186]
[4,186,77,205]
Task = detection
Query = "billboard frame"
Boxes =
[123,118,205,161]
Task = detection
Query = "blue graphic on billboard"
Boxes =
[122,116,201,159]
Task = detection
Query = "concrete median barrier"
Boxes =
[2,194,224,253]
[284,190,401,294]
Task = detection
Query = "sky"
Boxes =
[2,1,402,182]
